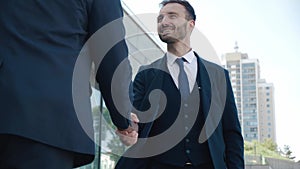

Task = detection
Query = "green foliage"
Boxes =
[93,106,127,164]
[261,138,277,152]
[106,136,127,163]
[244,139,295,161]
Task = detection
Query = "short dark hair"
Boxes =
[160,0,196,21]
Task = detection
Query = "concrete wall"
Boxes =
[265,157,300,169]
[246,165,271,169]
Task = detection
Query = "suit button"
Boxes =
[184,114,188,118]
[185,162,193,166]
[184,103,188,107]
[186,150,190,154]
[185,126,189,131]
[185,138,190,142]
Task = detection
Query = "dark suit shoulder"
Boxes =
[193,52,225,71]
[198,57,229,77]
[133,57,168,95]
[138,57,164,72]
[200,57,225,70]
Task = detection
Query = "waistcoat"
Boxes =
[150,73,213,166]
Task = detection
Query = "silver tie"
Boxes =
[176,58,190,100]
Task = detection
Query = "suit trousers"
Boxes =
[0,134,74,169]
[148,160,214,169]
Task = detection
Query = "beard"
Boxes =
[159,34,178,44]
[158,22,188,44]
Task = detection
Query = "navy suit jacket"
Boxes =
[0,0,131,167]
[116,53,244,169]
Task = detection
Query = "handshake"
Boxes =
[115,113,139,146]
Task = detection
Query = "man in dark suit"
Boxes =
[116,0,244,168]
[0,0,136,168]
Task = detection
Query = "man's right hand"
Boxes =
[116,113,139,146]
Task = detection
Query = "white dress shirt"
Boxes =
[167,50,198,92]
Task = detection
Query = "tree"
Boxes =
[99,107,127,163]
[244,140,287,160]
[261,138,277,152]
[282,145,296,160]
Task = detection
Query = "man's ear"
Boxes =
[189,20,195,28]
[188,20,195,34]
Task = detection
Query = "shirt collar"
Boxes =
[167,49,195,66]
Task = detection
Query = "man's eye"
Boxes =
[157,16,163,22]
[169,15,177,19]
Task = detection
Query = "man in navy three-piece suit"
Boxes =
[0,0,135,168]
[116,0,244,169]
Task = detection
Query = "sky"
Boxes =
[123,0,300,160]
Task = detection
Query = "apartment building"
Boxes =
[223,45,276,143]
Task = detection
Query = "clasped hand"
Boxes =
[116,113,139,146]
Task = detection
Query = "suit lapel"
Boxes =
[195,52,211,118]
[138,55,168,138]
[195,52,227,144]
[152,54,168,89]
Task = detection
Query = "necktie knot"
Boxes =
[176,58,186,68]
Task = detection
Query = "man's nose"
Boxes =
[161,16,170,24]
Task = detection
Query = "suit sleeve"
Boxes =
[222,70,245,169]
[88,0,132,130]
[132,68,148,136]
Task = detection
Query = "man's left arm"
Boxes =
[222,70,245,169]
[88,0,132,130]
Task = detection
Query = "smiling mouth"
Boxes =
[159,29,173,35]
